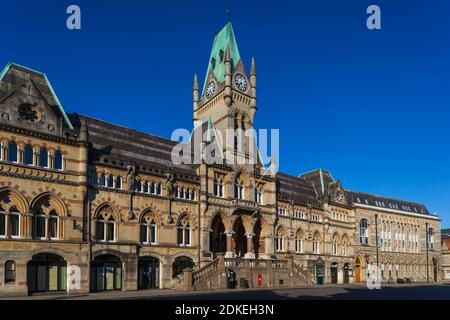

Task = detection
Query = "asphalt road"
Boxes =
[146,284,450,300]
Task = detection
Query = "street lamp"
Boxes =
[375,214,379,284]
[426,222,429,283]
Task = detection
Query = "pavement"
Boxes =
[3,283,450,300]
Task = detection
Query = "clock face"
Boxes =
[235,74,247,91]
[206,81,216,98]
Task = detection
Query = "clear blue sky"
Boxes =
[2,1,449,227]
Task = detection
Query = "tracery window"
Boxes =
[176,214,191,246]
[140,212,157,244]
[95,206,116,242]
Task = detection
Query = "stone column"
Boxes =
[244,233,255,259]
[263,233,274,259]
[225,232,234,258]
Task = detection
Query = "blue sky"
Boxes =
[1,0,449,227]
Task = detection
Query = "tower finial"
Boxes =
[227,9,232,22]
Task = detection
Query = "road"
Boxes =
[3,284,450,300]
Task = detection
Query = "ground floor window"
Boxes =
[5,260,16,283]
[27,253,67,293]
[138,256,160,289]
[90,255,122,292]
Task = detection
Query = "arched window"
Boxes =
[116,176,122,189]
[24,144,34,165]
[332,237,338,255]
[359,219,369,244]
[295,231,303,253]
[95,206,116,242]
[0,203,5,237]
[172,256,194,278]
[9,205,20,237]
[140,212,157,244]
[275,227,285,252]
[313,232,320,254]
[177,214,191,246]
[107,175,114,188]
[234,175,245,200]
[0,193,24,238]
[341,235,348,256]
[54,150,63,170]
[136,180,142,193]
[39,148,48,168]
[156,183,161,195]
[7,142,17,162]
[100,173,106,187]
[48,210,59,239]
[32,197,62,240]
[213,175,224,197]
[143,181,149,193]
[5,260,16,283]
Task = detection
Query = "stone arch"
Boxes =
[31,192,68,217]
[139,208,162,225]
[94,202,121,222]
[210,211,232,232]
[0,187,28,212]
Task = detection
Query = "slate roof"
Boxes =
[72,114,198,181]
[442,228,450,238]
[276,172,322,208]
[345,190,431,216]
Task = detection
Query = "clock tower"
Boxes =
[193,22,257,166]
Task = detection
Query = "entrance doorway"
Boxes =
[343,263,350,283]
[232,217,247,258]
[331,262,338,284]
[355,256,362,283]
[90,255,122,292]
[210,215,226,256]
[138,256,160,289]
[27,253,67,294]
[315,264,324,285]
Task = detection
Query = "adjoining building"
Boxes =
[0,21,441,296]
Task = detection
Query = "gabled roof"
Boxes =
[0,62,74,130]
[202,22,241,95]
[299,168,334,196]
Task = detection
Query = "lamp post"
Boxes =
[426,222,429,283]
[375,214,379,283]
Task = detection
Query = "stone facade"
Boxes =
[0,22,442,297]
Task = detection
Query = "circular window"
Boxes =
[19,104,40,123]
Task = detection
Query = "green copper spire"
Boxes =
[202,22,241,95]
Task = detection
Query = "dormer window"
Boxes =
[211,57,216,70]
[219,49,224,62]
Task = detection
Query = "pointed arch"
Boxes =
[0,187,28,212]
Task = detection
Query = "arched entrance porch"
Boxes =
[138,256,160,289]
[210,214,226,256]
[27,253,67,294]
[232,217,247,258]
[90,254,122,292]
